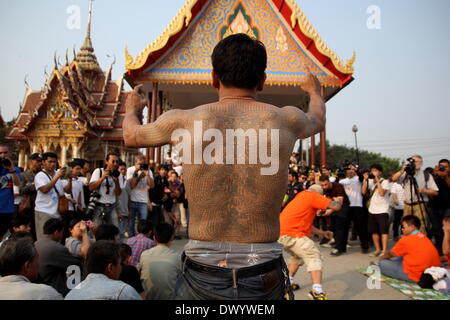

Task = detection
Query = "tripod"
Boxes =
[404,173,431,233]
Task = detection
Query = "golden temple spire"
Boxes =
[77,0,102,73]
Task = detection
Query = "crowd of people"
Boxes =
[0,32,449,301]
[280,153,450,298]
[0,144,185,300]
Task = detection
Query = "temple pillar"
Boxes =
[73,144,79,159]
[61,144,67,166]
[18,149,25,169]
[320,130,326,168]
[310,135,316,168]
[24,153,29,170]
[31,142,38,154]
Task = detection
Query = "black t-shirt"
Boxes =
[150,175,169,204]
[119,264,144,294]
[430,176,450,209]
[286,182,303,203]
[324,182,350,207]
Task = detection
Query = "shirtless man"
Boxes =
[123,34,326,300]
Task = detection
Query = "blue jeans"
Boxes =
[129,201,148,237]
[379,257,415,283]
[172,255,292,300]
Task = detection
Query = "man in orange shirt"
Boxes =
[279,185,342,300]
[379,215,441,282]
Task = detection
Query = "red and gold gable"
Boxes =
[126,0,355,88]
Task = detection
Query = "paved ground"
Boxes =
[170,237,409,300]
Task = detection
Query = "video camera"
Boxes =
[404,157,416,176]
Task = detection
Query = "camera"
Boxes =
[404,157,416,176]
[141,163,149,171]
[0,157,12,168]
[438,166,446,172]
[111,169,121,178]
[368,173,375,180]
[86,191,101,216]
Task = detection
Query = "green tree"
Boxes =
[310,140,401,176]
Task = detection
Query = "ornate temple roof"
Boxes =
[7,0,127,142]
[125,0,355,88]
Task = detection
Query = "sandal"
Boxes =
[368,251,381,257]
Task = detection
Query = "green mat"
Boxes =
[357,267,450,300]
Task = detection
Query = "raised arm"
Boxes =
[123,85,185,148]
[282,71,325,139]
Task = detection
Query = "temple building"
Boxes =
[7,1,137,169]
[124,0,355,167]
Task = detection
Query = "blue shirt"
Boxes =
[0,167,21,214]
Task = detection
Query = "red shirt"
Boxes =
[392,232,441,282]
[280,190,330,238]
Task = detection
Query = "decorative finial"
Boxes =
[53,51,58,69]
[81,0,94,51]
[65,49,70,66]
[73,45,77,61]
[44,65,49,77]
[24,75,30,89]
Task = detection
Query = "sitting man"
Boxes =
[94,223,120,242]
[0,238,63,300]
[126,220,156,266]
[34,218,82,296]
[279,185,342,300]
[138,223,181,300]
[443,216,450,266]
[65,240,142,300]
[379,215,441,282]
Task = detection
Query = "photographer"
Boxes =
[362,164,390,257]
[429,159,450,254]
[339,164,370,253]
[126,153,154,237]
[392,155,439,235]
[89,152,121,228]
[0,144,22,241]
[34,152,71,241]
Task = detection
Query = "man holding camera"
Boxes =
[429,159,450,254]
[0,144,22,241]
[127,153,154,237]
[89,152,121,228]
[392,155,439,235]
[34,152,72,241]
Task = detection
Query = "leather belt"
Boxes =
[181,252,282,280]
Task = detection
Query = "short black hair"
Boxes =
[370,164,383,172]
[43,218,64,235]
[402,215,421,229]
[212,33,267,89]
[0,239,36,276]
[137,220,153,235]
[154,223,174,244]
[68,160,82,168]
[439,159,449,165]
[94,224,119,241]
[118,243,132,264]
[41,152,58,161]
[319,175,330,182]
[85,240,120,275]
[105,152,120,162]
[118,161,127,167]
[10,215,31,232]
[288,171,299,180]
[68,218,82,231]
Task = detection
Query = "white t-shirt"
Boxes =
[368,179,390,214]
[90,168,117,204]
[126,166,153,203]
[34,171,65,216]
[390,182,405,210]
[64,178,85,211]
[13,185,22,205]
[339,176,363,207]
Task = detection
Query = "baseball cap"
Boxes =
[29,153,42,161]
